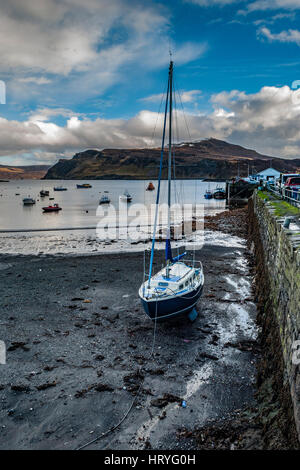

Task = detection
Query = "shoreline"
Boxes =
[1,206,296,450]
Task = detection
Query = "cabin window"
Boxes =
[179,284,183,290]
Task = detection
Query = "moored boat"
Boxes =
[204,190,213,199]
[120,190,132,202]
[76,183,92,188]
[40,190,49,197]
[54,186,67,191]
[139,60,204,322]
[146,182,155,191]
[23,197,36,205]
[213,186,226,199]
[99,194,110,204]
[42,203,62,213]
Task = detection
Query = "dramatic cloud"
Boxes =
[0,0,204,76]
[1,85,300,163]
[0,0,206,114]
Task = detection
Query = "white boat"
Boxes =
[120,190,132,203]
[23,197,36,205]
[99,194,110,204]
[139,60,204,322]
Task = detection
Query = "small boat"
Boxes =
[204,190,213,200]
[40,190,49,197]
[42,203,62,213]
[146,182,155,191]
[120,190,132,203]
[23,197,36,205]
[54,186,67,191]
[76,183,92,188]
[213,186,226,200]
[99,195,110,204]
[139,60,204,322]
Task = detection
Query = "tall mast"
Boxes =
[147,66,170,288]
[166,60,173,277]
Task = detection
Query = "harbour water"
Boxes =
[0,179,226,255]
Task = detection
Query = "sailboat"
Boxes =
[139,61,204,322]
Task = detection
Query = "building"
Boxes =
[244,167,281,184]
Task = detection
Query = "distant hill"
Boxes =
[0,164,49,180]
[43,138,300,180]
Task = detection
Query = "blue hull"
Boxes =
[141,284,203,321]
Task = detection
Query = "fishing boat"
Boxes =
[53,186,67,191]
[204,189,213,200]
[146,182,155,191]
[40,190,49,197]
[23,197,36,205]
[42,203,62,213]
[213,186,226,200]
[99,194,110,204]
[76,183,92,189]
[120,190,132,203]
[139,60,204,322]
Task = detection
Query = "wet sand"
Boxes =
[0,218,258,450]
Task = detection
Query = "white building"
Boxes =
[244,167,281,184]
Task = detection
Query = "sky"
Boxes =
[1,0,300,165]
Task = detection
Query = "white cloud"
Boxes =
[1,85,300,163]
[240,0,300,14]
[0,0,206,112]
[258,26,300,45]
[185,0,240,5]
[17,77,52,85]
[0,0,204,77]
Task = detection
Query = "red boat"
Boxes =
[42,203,62,213]
[146,182,155,191]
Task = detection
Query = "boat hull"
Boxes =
[140,283,203,321]
[213,191,226,200]
[43,208,62,212]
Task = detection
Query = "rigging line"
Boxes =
[75,294,160,451]
[143,80,169,286]
[174,77,193,144]
[149,80,168,150]
[148,72,170,288]
[77,78,170,455]
[173,87,183,257]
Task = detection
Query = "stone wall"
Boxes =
[250,192,300,441]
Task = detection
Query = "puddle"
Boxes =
[223,275,251,299]
[204,231,246,249]
[218,303,257,345]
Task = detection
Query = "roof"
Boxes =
[256,167,281,177]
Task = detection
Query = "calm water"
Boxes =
[0,179,226,255]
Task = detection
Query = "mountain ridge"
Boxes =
[40,138,300,180]
[0,164,50,180]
